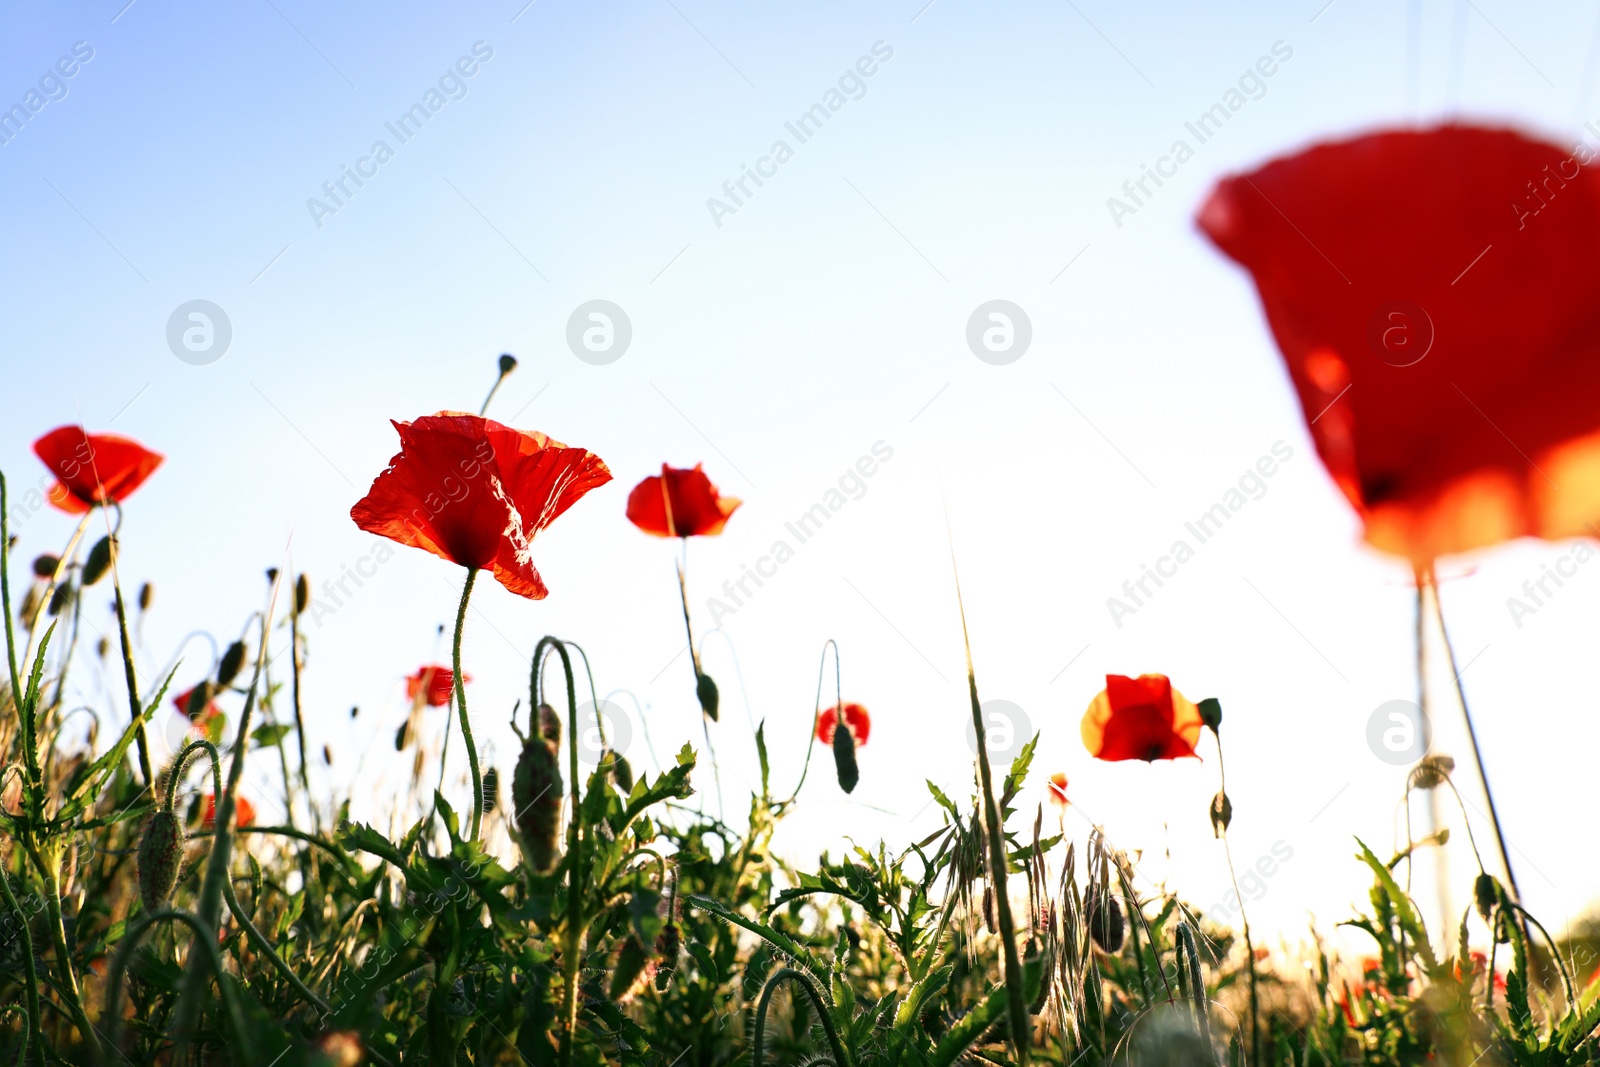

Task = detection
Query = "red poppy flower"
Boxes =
[33,425,163,514]
[626,464,741,538]
[406,665,467,708]
[1199,125,1600,561]
[1047,772,1069,809]
[815,702,871,746]
[1081,674,1203,762]
[203,794,256,829]
[172,686,219,720]
[350,412,611,599]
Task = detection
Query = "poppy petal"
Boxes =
[33,426,163,512]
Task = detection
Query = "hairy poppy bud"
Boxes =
[31,554,59,578]
[82,536,114,586]
[47,581,74,617]
[1087,893,1125,954]
[295,573,310,616]
[137,809,185,911]
[483,766,500,813]
[498,353,517,375]
[654,922,681,991]
[1198,697,1223,731]
[1209,791,1232,837]
[537,703,561,746]
[608,751,634,795]
[138,581,153,611]
[513,735,563,873]
[696,672,719,721]
[609,934,653,1002]
[217,641,247,687]
[832,719,859,793]
[1475,873,1497,923]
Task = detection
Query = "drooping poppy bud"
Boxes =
[82,536,114,586]
[609,934,654,1002]
[295,573,310,616]
[31,554,59,578]
[832,718,859,793]
[1087,893,1125,954]
[1209,791,1233,837]
[216,641,247,687]
[184,683,215,721]
[138,581,153,611]
[513,734,563,873]
[1197,697,1223,731]
[483,766,500,813]
[654,922,681,991]
[1475,873,1497,923]
[137,809,185,911]
[47,581,73,617]
[498,353,518,376]
[696,672,719,722]
[608,751,634,795]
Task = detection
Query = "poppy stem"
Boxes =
[108,538,156,788]
[1216,739,1258,1067]
[453,569,484,842]
[1425,565,1523,910]
[289,586,317,832]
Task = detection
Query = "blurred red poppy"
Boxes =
[1081,674,1203,762]
[1199,125,1600,560]
[407,665,466,708]
[33,425,163,514]
[1047,772,1069,809]
[172,686,218,720]
[203,794,256,829]
[350,412,611,599]
[815,702,871,746]
[626,464,741,538]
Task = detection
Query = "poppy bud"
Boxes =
[1409,754,1455,791]
[513,735,563,873]
[696,672,719,721]
[982,883,998,934]
[266,567,279,584]
[1209,791,1233,837]
[654,922,681,991]
[136,809,185,911]
[47,581,74,617]
[138,581,153,612]
[323,744,333,765]
[216,641,247,687]
[185,683,215,720]
[295,573,310,616]
[1087,893,1125,954]
[608,751,634,795]
[394,721,410,751]
[97,636,110,660]
[537,703,562,746]
[82,536,114,586]
[483,766,500,813]
[1474,873,1497,923]
[1197,697,1223,731]
[609,934,653,1002]
[1494,908,1512,944]
[498,353,517,375]
[832,720,859,793]
[31,554,58,578]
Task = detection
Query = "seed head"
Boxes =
[138,581,154,611]
[1087,893,1126,954]
[483,766,500,813]
[498,353,518,375]
[295,573,311,615]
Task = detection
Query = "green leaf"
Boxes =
[250,723,291,748]
[1355,837,1437,975]
[685,894,829,987]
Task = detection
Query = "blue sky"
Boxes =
[4,0,1598,944]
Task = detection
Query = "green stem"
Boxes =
[21,837,95,1054]
[103,909,247,1066]
[0,851,45,1067]
[1216,740,1259,1067]
[452,569,483,841]
[753,968,852,1067]
[109,550,155,788]
[289,600,316,832]
[533,637,583,1067]
[1,475,23,737]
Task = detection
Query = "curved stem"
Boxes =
[1216,739,1258,1065]
[0,1004,28,1067]
[753,967,851,1067]
[453,570,483,841]
[783,639,840,805]
[103,909,246,1066]
[533,637,584,1067]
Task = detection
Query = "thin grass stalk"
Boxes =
[950,563,1029,1066]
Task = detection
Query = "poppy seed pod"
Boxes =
[537,703,561,746]
[696,671,719,722]
[832,719,859,793]
[31,554,59,578]
[1087,893,1126,954]
[216,641,247,687]
[1197,697,1223,731]
[654,922,681,991]
[1209,791,1233,837]
[513,735,563,873]
[137,809,185,911]
[138,581,153,611]
[295,573,310,616]
[498,353,517,375]
[82,536,114,586]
